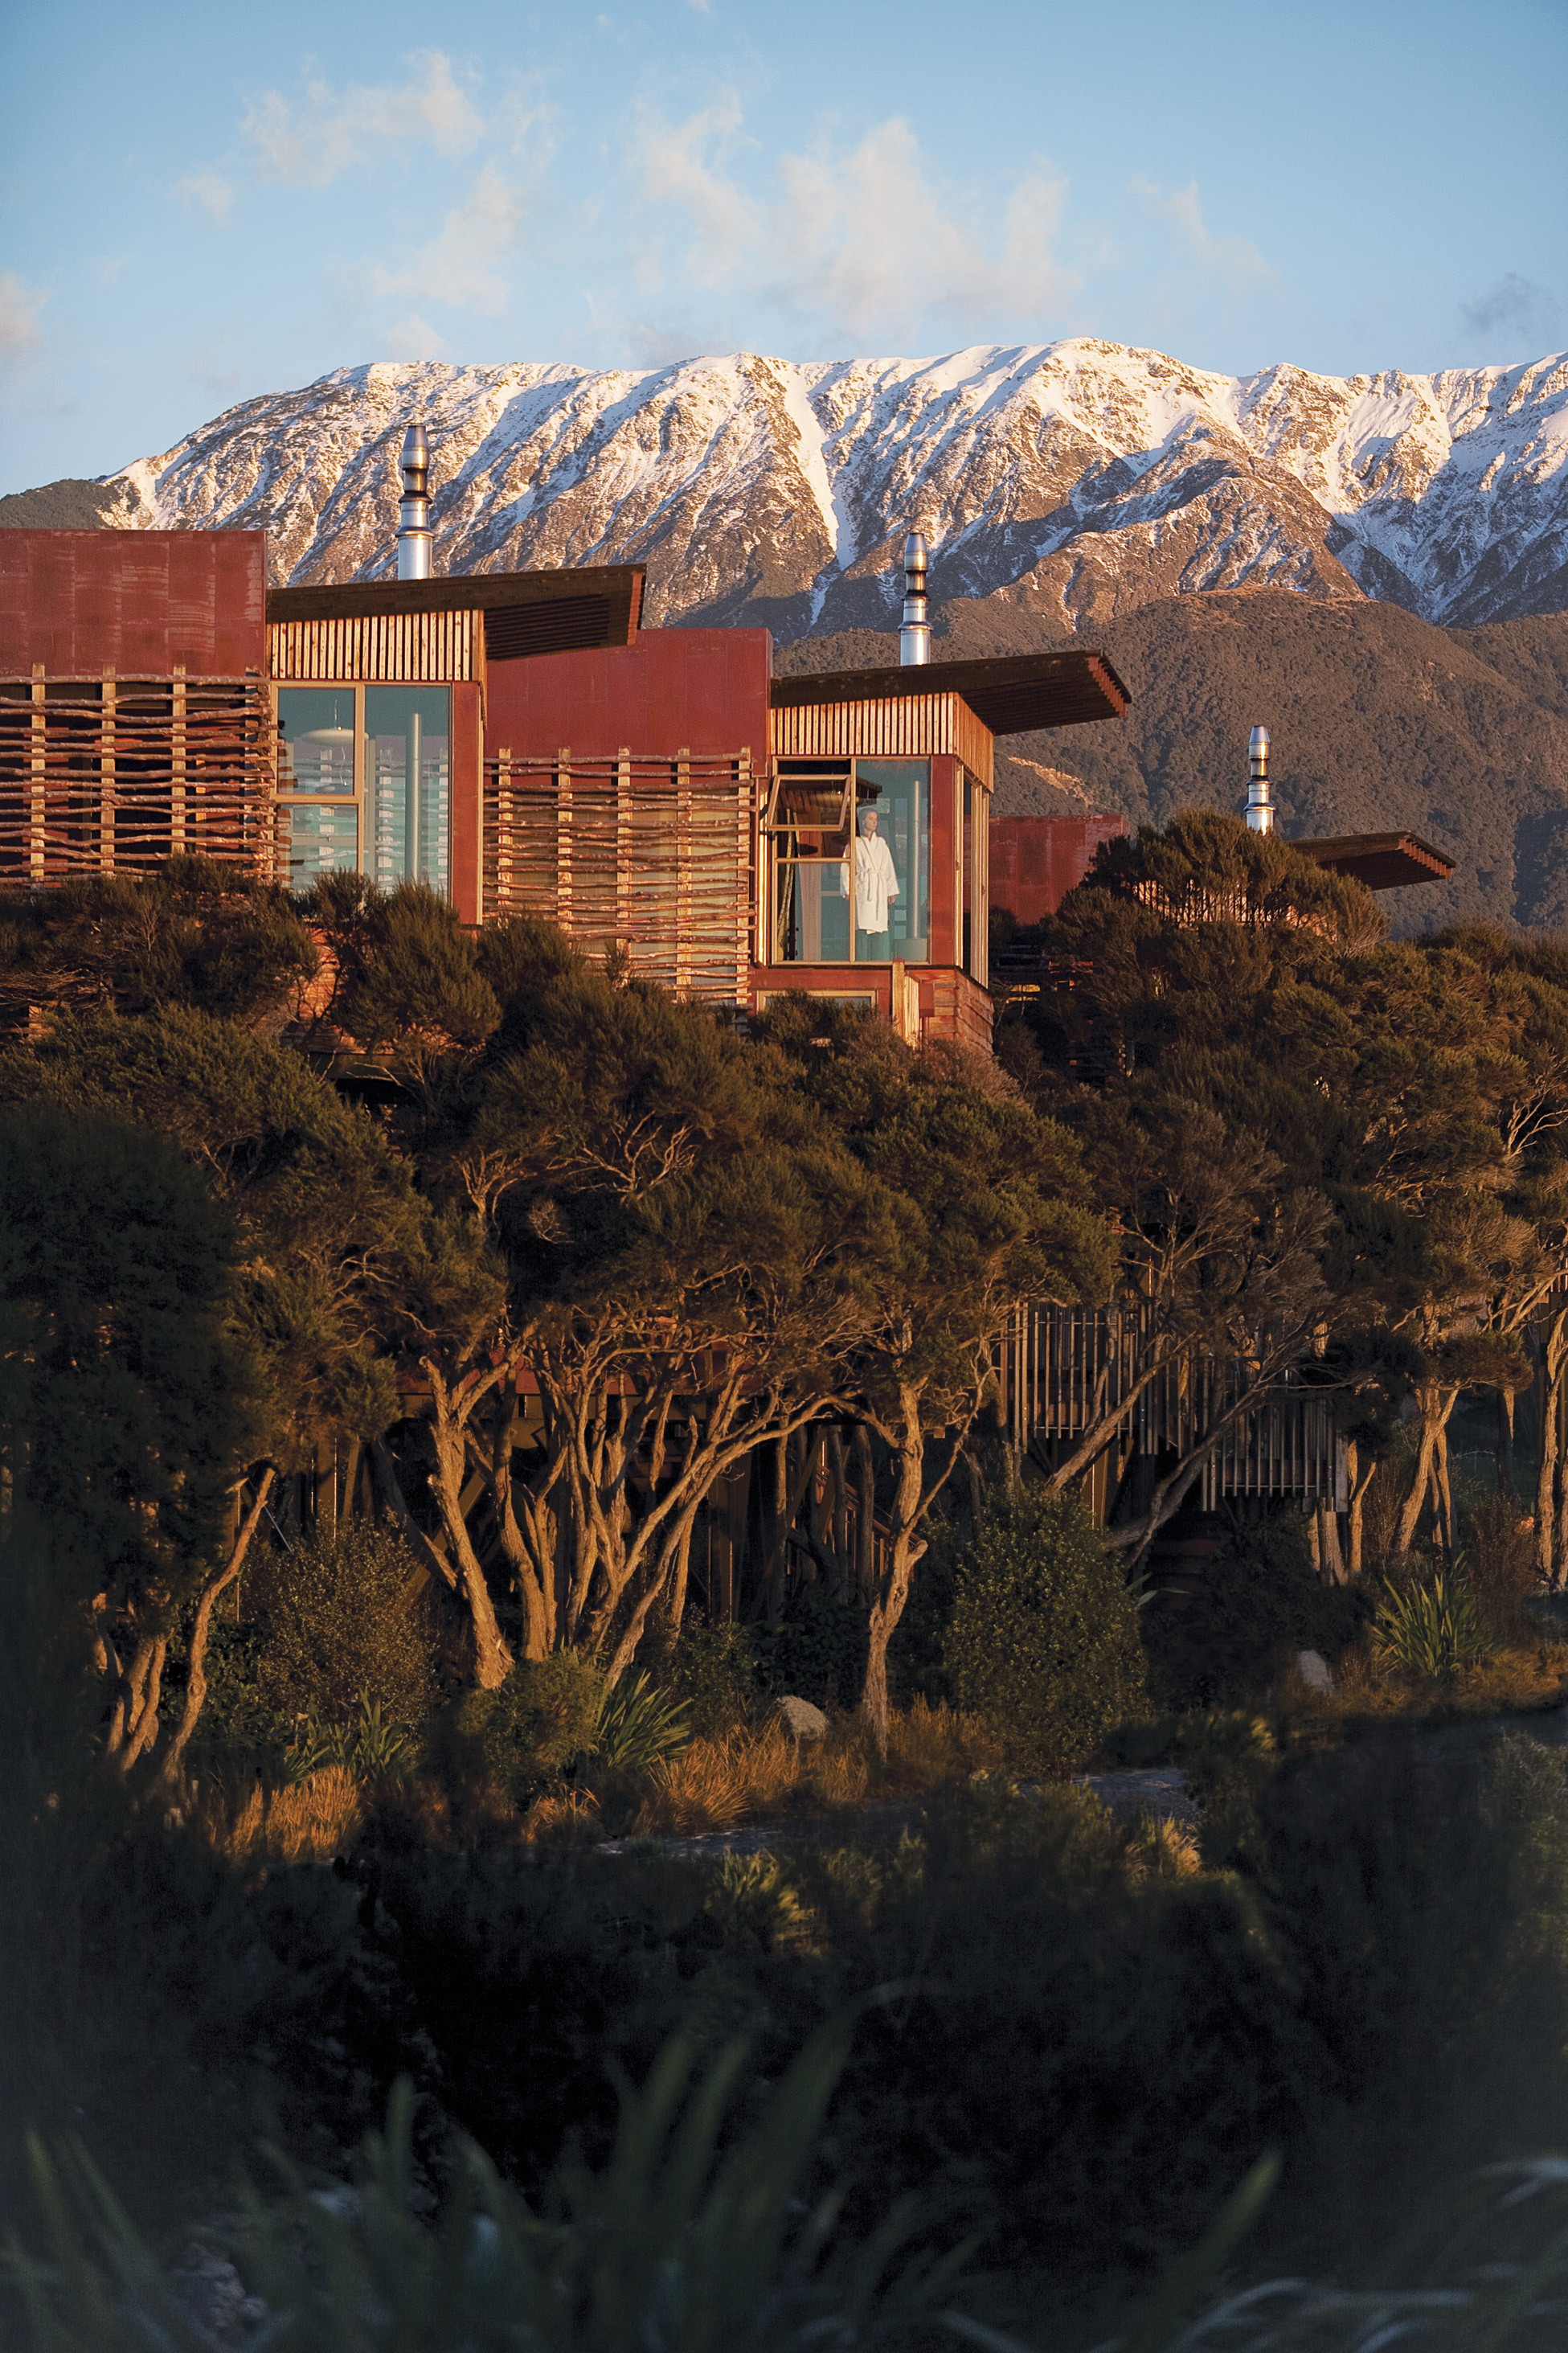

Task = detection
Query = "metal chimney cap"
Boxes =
[903,531,928,572]
[1250,724,1270,755]
[401,423,430,486]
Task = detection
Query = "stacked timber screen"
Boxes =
[484,748,755,1003]
[0,670,277,884]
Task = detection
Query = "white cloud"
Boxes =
[173,169,236,222]
[370,166,524,317]
[0,272,48,357]
[1131,178,1269,292]
[243,51,483,188]
[383,314,448,358]
[633,102,1077,344]
[635,88,759,287]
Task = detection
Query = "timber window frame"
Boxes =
[768,756,930,967]
[276,682,452,894]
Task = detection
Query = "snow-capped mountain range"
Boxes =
[95,341,1568,637]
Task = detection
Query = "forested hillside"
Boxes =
[777,592,1568,936]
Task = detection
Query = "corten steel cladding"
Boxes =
[0,531,276,887]
[989,814,1130,927]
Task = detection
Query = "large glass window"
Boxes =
[276,683,450,893]
[770,758,928,966]
[366,686,450,892]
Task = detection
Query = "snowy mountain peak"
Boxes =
[102,341,1568,636]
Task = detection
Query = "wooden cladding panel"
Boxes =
[769,690,993,788]
[485,748,755,1003]
[0,670,279,885]
[268,609,477,683]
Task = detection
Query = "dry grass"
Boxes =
[1123,1814,1204,1879]
[519,1789,604,1846]
[216,1765,364,1863]
[630,1699,1005,1836]
[1274,1636,1568,1744]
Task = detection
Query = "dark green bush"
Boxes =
[943,1481,1148,1767]
[242,1523,440,1736]
[651,1621,763,1734]
[748,1584,870,1710]
[1144,1509,1371,1710]
[444,1652,605,1804]
[886,1515,960,1707]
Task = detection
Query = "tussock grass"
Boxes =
[630,1700,1004,1836]
[213,1765,363,1863]
[1275,1637,1568,1743]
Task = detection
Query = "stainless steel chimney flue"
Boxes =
[396,423,433,580]
[899,531,930,666]
[1245,724,1275,834]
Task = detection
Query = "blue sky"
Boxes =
[2,0,1564,495]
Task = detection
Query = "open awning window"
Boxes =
[764,760,854,859]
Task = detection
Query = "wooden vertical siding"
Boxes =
[995,1297,1349,1511]
[268,609,481,684]
[768,690,995,789]
[0,670,279,884]
[484,748,755,1002]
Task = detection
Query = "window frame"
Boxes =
[768,755,930,968]
[275,680,453,893]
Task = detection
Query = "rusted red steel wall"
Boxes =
[450,681,484,926]
[482,628,772,768]
[0,531,268,677]
[989,813,1128,926]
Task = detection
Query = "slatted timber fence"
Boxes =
[997,1295,1346,1508]
[0,670,280,885]
[484,747,755,1002]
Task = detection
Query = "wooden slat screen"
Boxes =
[268,609,477,683]
[0,670,279,886]
[484,747,755,1003]
[769,691,994,788]
[996,1295,1345,1508]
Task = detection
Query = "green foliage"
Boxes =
[447,1652,607,1802]
[886,1515,961,1707]
[1459,1490,1540,1642]
[749,1586,870,1711]
[301,874,501,1054]
[285,1692,419,1783]
[0,1004,414,1466]
[1370,1556,1496,1676]
[2,2033,963,2353]
[0,1104,260,1613]
[944,1482,1148,1767]
[1144,1511,1373,1711]
[592,1670,692,1773]
[652,1623,765,1735]
[245,1523,440,1736]
[0,858,317,1028]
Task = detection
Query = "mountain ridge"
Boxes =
[4,339,1566,636]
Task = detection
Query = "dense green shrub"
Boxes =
[652,1622,763,1734]
[943,1482,1148,1767]
[241,1524,440,1736]
[654,1593,871,1724]
[444,1652,605,1804]
[749,1584,870,1710]
[1459,1491,1539,1641]
[1143,1511,1371,1710]
[885,1515,960,1707]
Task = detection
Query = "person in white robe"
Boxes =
[841,806,899,947]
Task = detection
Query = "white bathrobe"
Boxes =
[842,828,899,935]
